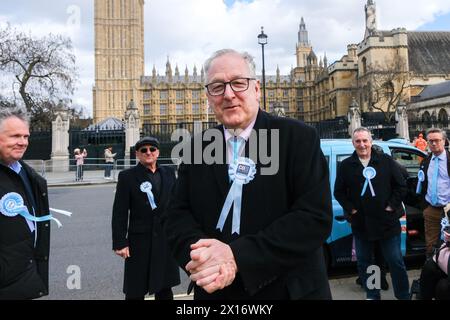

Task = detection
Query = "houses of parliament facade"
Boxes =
[93,0,450,126]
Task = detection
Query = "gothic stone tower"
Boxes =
[296,17,312,69]
[93,0,145,123]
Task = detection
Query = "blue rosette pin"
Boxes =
[216,157,256,235]
[140,181,157,210]
[361,166,377,197]
[416,170,425,194]
[0,192,62,227]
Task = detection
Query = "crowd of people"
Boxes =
[0,48,449,301]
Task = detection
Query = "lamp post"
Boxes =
[258,26,268,111]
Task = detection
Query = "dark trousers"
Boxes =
[125,288,174,300]
[75,165,84,181]
[104,163,113,177]
[420,258,450,300]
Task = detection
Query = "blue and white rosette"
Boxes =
[0,192,62,227]
[140,181,157,210]
[216,157,256,235]
[416,170,425,194]
[361,166,376,197]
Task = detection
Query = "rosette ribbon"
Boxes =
[416,170,425,194]
[0,192,62,227]
[140,181,157,210]
[216,157,256,235]
[361,166,376,197]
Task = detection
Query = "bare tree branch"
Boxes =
[362,56,409,123]
[0,25,79,127]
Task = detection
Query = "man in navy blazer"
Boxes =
[163,49,332,299]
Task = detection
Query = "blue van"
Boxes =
[321,139,427,269]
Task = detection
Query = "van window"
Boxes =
[337,154,351,170]
[390,148,424,177]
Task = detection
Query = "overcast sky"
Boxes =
[1,0,450,118]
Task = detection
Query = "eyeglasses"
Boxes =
[428,139,443,144]
[205,77,256,96]
[139,147,157,153]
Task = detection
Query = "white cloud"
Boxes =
[2,0,450,118]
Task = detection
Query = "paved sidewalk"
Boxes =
[42,170,117,187]
[167,269,421,300]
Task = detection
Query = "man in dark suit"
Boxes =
[0,106,50,299]
[417,128,450,257]
[162,49,332,299]
[112,137,180,300]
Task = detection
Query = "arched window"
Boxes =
[361,57,367,75]
[438,108,449,126]
[422,111,431,127]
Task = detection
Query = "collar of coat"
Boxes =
[348,147,382,166]
[136,161,159,174]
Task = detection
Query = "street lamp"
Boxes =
[258,26,268,111]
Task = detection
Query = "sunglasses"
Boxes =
[139,147,158,153]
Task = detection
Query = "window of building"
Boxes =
[176,104,184,115]
[143,91,151,100]
[176,91,185,100]
[120,0,124,18]
[192,90,200,99]
[283,90,289,97]
[143,104,151,115]
[192,104,200,114]
[109,0,114,18]
[438,108,449,126]
[160,104,167,115]
[362,57,367,75]
[160,91,168,100]
[268,90,275,98]
[384,82,394,101]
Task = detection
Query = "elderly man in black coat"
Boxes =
[162,49,332,300]
[112,137,180,300]
[334,127,409,300]
[0,107,50,300]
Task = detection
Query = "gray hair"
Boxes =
[204,49,256,83]
[426,127,447,140]
[0,106,29,130]
[352,127,373,141]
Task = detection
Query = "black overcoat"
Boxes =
[334,148,407,241]
[163,110,333,300]
[112,163,180,296]
[0,161,50,299]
